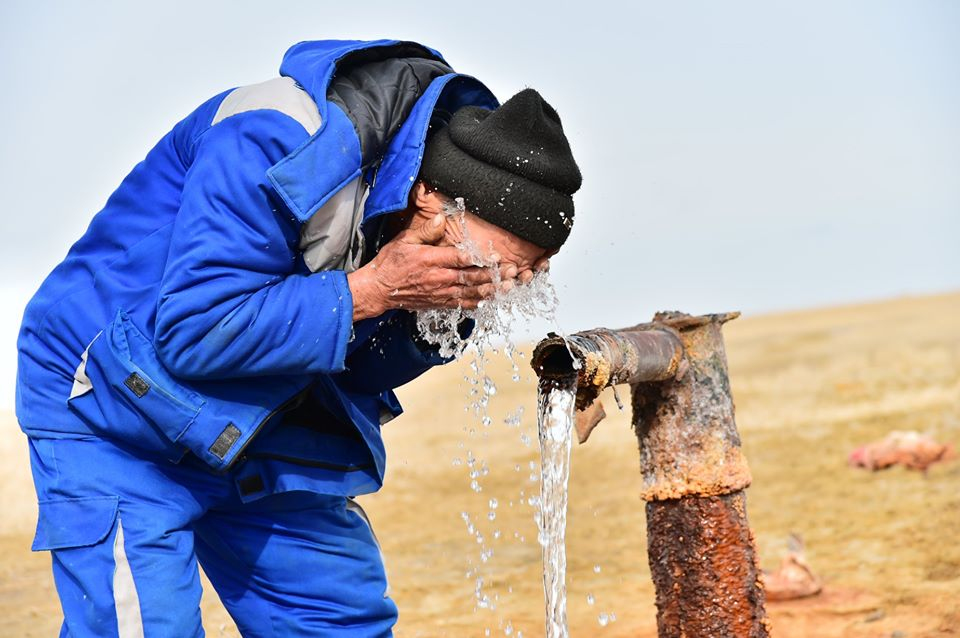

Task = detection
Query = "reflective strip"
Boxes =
[69,332,101,399]
[299,176,369,273]
[212,77,322,135]
[112,519,144,638]
[346,498,390,597]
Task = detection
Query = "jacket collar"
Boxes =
[363,73,499,222]
[266,40,498,224]
[278,39,446,115]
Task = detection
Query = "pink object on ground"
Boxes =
[763,535,822,602]
[847,430,955,472]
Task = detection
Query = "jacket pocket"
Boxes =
[70,309,312,472]
[32,496,119,551]
[68,310,201,463]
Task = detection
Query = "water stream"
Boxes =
[413,199,583,635]
[536,377,577,638]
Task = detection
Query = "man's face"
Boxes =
[452,211,549,274]
[411,184,552,283]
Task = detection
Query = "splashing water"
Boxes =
[413,196,568,627]
[416,266,559,361]
[417,198,576,638]
[536,377,577,638]
[414,197,562,361]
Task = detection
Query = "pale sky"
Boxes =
[1,1,958,410]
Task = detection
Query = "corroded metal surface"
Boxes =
[647,493,770,638]
[531,311,768,637]
[632,312,751,501]
[636,313,766,636]
[531,327,683,410]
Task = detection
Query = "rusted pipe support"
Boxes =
[635,312,768,637]
[531,327,683,410]
[647,493,770,638]
[633,312,751,500]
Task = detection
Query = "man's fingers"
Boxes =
[518,269,534,284]
[456,267,497,286]
[428,262,521,297]
[424,246,492,268]
[435,282,496,303]
[406,214,446,246]
[430,267,494,288]
[463,283,497,300]
[420,278,505,310]
[433,286,471,307]
[443,262,517,284]
[533,256,551,273]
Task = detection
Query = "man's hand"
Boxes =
[517,252,553,285]
[347,215,513,321]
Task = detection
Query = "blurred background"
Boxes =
[1,0,958,409]
[1,2,957,636]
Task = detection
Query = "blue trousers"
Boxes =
[28,437,398,637]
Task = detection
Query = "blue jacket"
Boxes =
[16,40,498,497]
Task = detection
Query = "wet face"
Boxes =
[409,182,552,281]
[449,208,549,272]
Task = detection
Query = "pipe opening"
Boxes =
[535,342,578,379]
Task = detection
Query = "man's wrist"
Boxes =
[346,267,384,321]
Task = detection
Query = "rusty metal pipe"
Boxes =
[531,327,683,411]
[646,493,768,637]
[531,311,770,638]
[637,312,769,637]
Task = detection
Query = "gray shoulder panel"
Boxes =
[212,77,322,135]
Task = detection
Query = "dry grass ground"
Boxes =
[1,292,958,637]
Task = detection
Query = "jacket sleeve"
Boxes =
[154,110,354,379]
[335,311,472,393]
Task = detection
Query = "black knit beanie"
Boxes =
[419,88,582,251]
